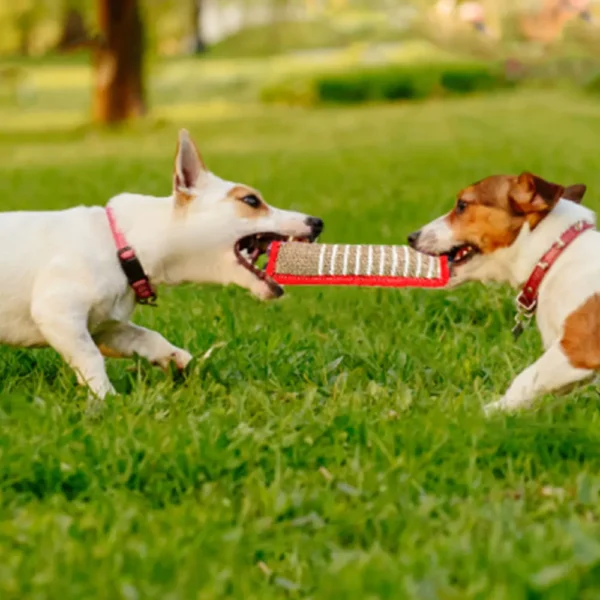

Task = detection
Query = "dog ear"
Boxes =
[563,184,587,204]
[510,172,565,214]
[173,129,207,205]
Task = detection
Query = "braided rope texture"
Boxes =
[266,242,450,288]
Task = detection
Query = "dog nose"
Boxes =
[306,216,324,239]
[407,230,421,248]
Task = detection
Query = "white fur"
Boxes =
[418,198,600,413]
[0,130,318,400]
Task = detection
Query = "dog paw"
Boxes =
[84,385,114,419]
[172,349,193,370]
[83,381,116,400]
[156,348,193,371]
[483,397,525,416]
[85,396,106,419]
[483,399,506,416]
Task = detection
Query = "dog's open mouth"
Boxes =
[442,243,481,266]
[234,233,312,296]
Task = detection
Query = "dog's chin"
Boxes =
[227,259,283,301]
[233,231,314,301]
[447,252,487,287]
[249,277,284,301]
[417,242,482,286]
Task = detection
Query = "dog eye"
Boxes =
[456,199,467,214]
[241,194,261,209]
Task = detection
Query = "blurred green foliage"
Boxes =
[265,61,513,106]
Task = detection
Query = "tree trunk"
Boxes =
[93,0,146,124]
[192,0,206,54]
[16,10,35,57]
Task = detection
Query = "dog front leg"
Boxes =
[94,322,192,372]
[31,301,114,399]
[484,342,593,414]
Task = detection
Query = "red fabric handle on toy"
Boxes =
[265,242,450,288]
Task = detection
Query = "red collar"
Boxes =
[513,219,594,338]
[105,206,157,306]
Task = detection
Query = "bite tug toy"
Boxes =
[266,242,450,288]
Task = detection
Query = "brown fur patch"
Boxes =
[97,344,126,359]
[561,294,600,370]
[174,188,195,210]
[447,175,526,253]
[228,185,269,218]
[563,184,587,204]
[510,173,564,215]
[446,173,567,253]
[448,204,525,253]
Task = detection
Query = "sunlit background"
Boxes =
[1,0,599,134]
[3,3,600,599]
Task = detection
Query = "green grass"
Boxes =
[2,84,600,599]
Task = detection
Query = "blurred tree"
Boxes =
[56,4,90,51]
[0,0,92,56]
[12,1,51,56]
[93,0,146,124]
[16,6,36,56]
[143,0,199,56]
[191,0,206,53]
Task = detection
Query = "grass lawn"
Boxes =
[2,84,600,599]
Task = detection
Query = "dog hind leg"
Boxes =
[484,342,593,414]
[94,322,193,372]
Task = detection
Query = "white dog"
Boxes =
[0,129,323,399]
[408,172,599,413]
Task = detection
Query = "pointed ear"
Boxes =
[510,172,564,214]
[173,129,207,205]
[563,184,586,204]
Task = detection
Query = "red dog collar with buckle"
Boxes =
[105,206,157,306]
[513,219,594,339]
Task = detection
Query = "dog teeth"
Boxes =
[455,245,472,261]
[283,236,310,243]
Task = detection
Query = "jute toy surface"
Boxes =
[266,242,450,288]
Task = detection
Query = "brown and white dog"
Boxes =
[408,172,599,413]
[0,129,322,400]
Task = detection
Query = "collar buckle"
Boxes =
[117,246,157,306]
[512,293,536,340]
[515,290,537,315]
